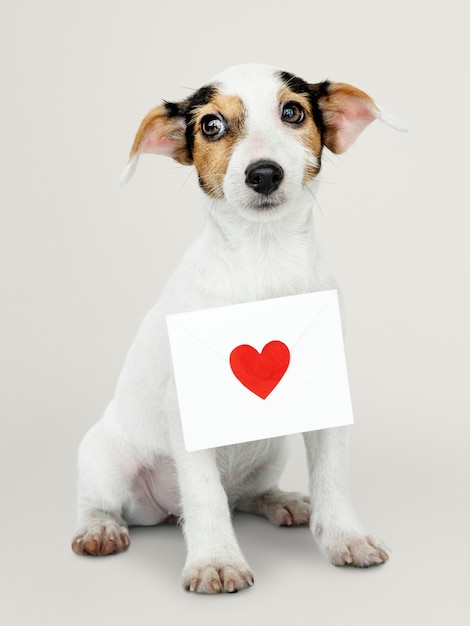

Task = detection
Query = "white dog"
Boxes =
[72,64,404,593]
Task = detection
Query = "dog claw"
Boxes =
[72,520,130,556]
[182,562,254,594]
[327,533,389,568]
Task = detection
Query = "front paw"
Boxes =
[321,531,389,568]
[182,560,255,594]
[72,520,130,556]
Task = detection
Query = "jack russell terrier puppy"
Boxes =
[72,63,405,593]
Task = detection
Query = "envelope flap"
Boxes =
[166,290,339,359]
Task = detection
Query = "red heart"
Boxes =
[229,341,290,399]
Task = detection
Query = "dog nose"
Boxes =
[245,161,284,195]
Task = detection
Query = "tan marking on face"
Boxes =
[278,88,322,183]
[191,94,246,198]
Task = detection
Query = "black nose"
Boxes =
[245,160,284,195]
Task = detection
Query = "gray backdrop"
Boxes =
[2,1,469,624]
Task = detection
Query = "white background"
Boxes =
[1,1,469,624]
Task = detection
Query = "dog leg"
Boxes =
[303,427,389,567]
[236,489,310,526]
[71,416,135,557]
[176,448,254,593]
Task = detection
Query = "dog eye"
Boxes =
[201,114,227,139]
[281,102,305,125]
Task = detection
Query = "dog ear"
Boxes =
[314,82,407,154]
[120,103,192,185]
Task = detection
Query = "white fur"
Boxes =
[375,107,408,132]
[119,155,138,186]
[72,64,392,592]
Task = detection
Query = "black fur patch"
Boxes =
[163,84,219,161]
[163,100,184,117]
[185,84,219,159]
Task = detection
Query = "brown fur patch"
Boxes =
[190,94,246,198]
[278,88,322,183]
[129,105,192,166]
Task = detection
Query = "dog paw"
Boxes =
[238,489,310,527]
[266,491,311,526]
[325,533,389,568]
[182,561,255,594]
[71,519,130,556]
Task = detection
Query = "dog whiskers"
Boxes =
[180,167,197,192]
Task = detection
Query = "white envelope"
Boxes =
[166,290,353,451]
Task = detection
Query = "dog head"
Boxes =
[121,64,405,220]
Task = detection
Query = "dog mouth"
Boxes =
[247,193,285,210]
[235,193,289,222]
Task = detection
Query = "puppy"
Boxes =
[72,64,404,593]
